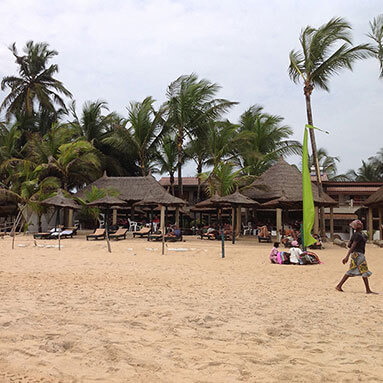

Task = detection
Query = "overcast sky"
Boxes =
[0,0,382,176]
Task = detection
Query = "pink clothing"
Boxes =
[269,247,279,263]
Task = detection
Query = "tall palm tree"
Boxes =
[1,41,72,118]
[234,105,301,175]
[289,17,372,236]
[166,73,236,196]
[368,14,383,78]
[103,97,166,176]
[155,135,179,195]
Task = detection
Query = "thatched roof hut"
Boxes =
[211,190,261,207]
[41,189,81,209]
[87,196,128,208]
[364,185,383,207]
[74,174,186,206]
[241,157,337,207]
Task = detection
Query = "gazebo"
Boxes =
[364,186,383,241]
[242,158,337,239]
[74,173,187,228]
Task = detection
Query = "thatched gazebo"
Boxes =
[364,186,383,240]
[74,173,187,228]
[242,158,337,239]
[211,191,261,243]
[41,189,81,250]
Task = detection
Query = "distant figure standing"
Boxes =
[336,220,377,294]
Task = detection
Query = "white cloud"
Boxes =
[0,0,382,175]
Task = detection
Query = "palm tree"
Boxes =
[69,100,136,176]
[199,161,243,197]
[155,135,179,195]
[368,14,383,78]
[35,140,101,190]
[234,105,301,175]
[0,122,22,163]
[1,41,72,118]
[369,147,383,177]
[104,97,166,176]
[184,134,209,202]
[347,160,382,181]
[0,158,60,234]
[289,17,372,236]
[166,73,236,196]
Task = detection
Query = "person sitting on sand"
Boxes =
[289,240,302,265]
[269,242,280,263]
[336,220,377,294]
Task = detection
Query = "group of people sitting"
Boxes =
[269,241,321,265]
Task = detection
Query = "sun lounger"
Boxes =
[133,227,151,238]
[34,228,61,239]
[86,228,106,240]
[200,231,217,240]
[49,229,74,239]
[258,235,272,243]
[109,228,128,240]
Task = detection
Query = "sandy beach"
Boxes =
[0,234,382,382]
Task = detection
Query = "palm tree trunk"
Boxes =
[304,84,326,240]
[177,126,183,197]
[197,161,202,202]
[170,173,175,196]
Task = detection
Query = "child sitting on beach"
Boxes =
[269,242,280,263]
[289,240,302,264]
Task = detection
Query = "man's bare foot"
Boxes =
[366,291,378,294]
[335,286,344,292]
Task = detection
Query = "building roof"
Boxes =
[241,157,337,207]
[159,177,200,187]
[74,174,186,206]
[325,186,381,194]
[41,189,81,209]
[364,185,383,206]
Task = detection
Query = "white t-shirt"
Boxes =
[289,247,302,264]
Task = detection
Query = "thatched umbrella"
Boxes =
[40,189,81,250]
[134,194,186,255]
[87,196,127,253]
[211,190,261,244]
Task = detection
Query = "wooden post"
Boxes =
[175,206,180,227]
[368,207,373,241]
[276,208,282,242]
[112,209,117,226]
[232,206,236,244]
[379,207,383,241]
[68,208,73,227]
[236,206,241,237]
[330,207,334,241]
[314,206,319,235]
[160,205,165,234]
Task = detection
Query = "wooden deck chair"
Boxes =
[110,228,128,240]
[133,227,151,238]
[86,228,106,240]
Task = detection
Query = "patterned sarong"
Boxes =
[346,252,372,277]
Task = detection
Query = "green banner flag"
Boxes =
[302,127,316,248]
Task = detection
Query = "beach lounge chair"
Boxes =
[86,228,106,240]
[34,227,61,239]
[133,227,151,238]
[49,229,74,239]
[109,228,128,240]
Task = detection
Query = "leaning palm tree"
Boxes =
[1,41,72,118]
[166,73,236,196]
[367,14,383,78]
[289,17,372,236]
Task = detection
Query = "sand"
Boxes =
[0,234,382,383]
